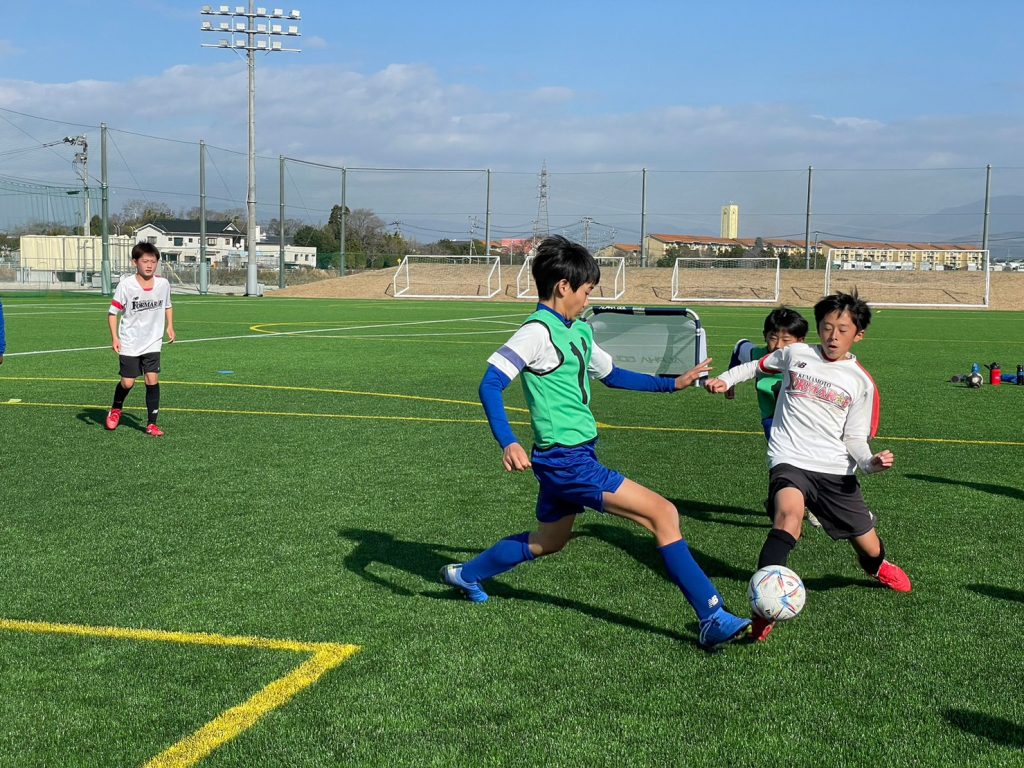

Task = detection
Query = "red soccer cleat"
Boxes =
[145,424,165,438]
[875,560,912,592]
[750,615,776,642]
[105,408,122,431]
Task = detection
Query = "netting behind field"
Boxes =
[392,255,501,298]
[671,257,780,302]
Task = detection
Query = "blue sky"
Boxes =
[1,1,1022,243]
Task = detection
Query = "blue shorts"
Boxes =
[531,441,625,523]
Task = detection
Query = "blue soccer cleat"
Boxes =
[698,607,751,649]
[440,563,489,603]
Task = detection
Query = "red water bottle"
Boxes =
[989,362,1001,386]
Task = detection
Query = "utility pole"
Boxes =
[201,3,302,296]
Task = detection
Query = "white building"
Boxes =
[135,219,317,269]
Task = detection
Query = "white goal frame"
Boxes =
[671,257,781,303]
[516,255,626,300]
[824,250,990,308]
[392,254,502,299]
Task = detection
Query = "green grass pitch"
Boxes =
[0,291,1022,766]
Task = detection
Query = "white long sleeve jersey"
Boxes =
[717,342,880,475]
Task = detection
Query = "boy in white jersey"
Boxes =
[440,235,750,649]
[105,242,175,437]
[706,290,911,642]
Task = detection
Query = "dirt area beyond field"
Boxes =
[274,267,1024,311]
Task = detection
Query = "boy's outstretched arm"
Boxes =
[479,364,531,472]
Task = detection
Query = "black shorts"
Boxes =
[119,352,161,379]
[768,463,877,541]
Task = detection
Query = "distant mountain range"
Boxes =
[820,195,1024,260]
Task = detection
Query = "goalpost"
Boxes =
[671,257,780,303]
[824,251,991,308]
[392,255,502,299]
[516,255,626,300]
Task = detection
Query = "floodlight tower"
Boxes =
[62,135,89,236]
[201,3,301,297]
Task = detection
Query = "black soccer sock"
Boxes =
[112,383,131,410]
[857,540,886,576]
[145,384,160,425]
[758,529,798,569]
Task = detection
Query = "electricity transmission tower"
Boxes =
[532,161,550,244]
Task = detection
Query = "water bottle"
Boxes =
[971,363,981,375]
[989,362,1001,387]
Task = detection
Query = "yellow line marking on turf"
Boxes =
[1,400,1020,447]
[0,375,531,413]
[0,618,360,768]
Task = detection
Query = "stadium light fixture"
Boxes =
[200,1,301,296]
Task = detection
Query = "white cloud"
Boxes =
[0,39,22,57]
[305,36,328,49]
[528,86,574,104]
[811,114,885,130]
[2,62,1021,240]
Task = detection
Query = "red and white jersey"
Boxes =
[109,275,172,356]
[718,342,879,475]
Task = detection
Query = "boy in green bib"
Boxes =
[441,236,750,649]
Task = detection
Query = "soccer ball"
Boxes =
[967,372,983,388]
[748,565,806,621]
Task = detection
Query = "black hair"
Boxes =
[131,242,161,261]
[531,235,600,300]
[763,306,808,339]
[814,290,871,332]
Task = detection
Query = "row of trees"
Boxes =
[287,205,486,270]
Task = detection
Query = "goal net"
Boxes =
[393,255,502,299]
[582,306,708,380]
[671,257,780,303]
[824,251,990,308]
[516,255,626,300]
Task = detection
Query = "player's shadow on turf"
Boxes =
[76,408,146,432]
[579,521,751,583]
[965,583,1024,604]
[336,527,484,597]
[338,527,693,643]
[943,709,1024,749]
[904,473,1024,502]
[669,497,767,529]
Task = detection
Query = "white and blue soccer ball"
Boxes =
[748,565,806,621]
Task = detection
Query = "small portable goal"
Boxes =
[582,305,708,381]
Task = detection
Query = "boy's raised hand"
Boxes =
[674,358,713,390]
[502,443,532,472]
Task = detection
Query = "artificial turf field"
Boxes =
[1,291,1022,767]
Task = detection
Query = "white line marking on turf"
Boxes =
[3,312,525,357]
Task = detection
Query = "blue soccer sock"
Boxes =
[659,538,724,622]
[461,532,534,583]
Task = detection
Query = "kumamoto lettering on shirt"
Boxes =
[787,372,853,409]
